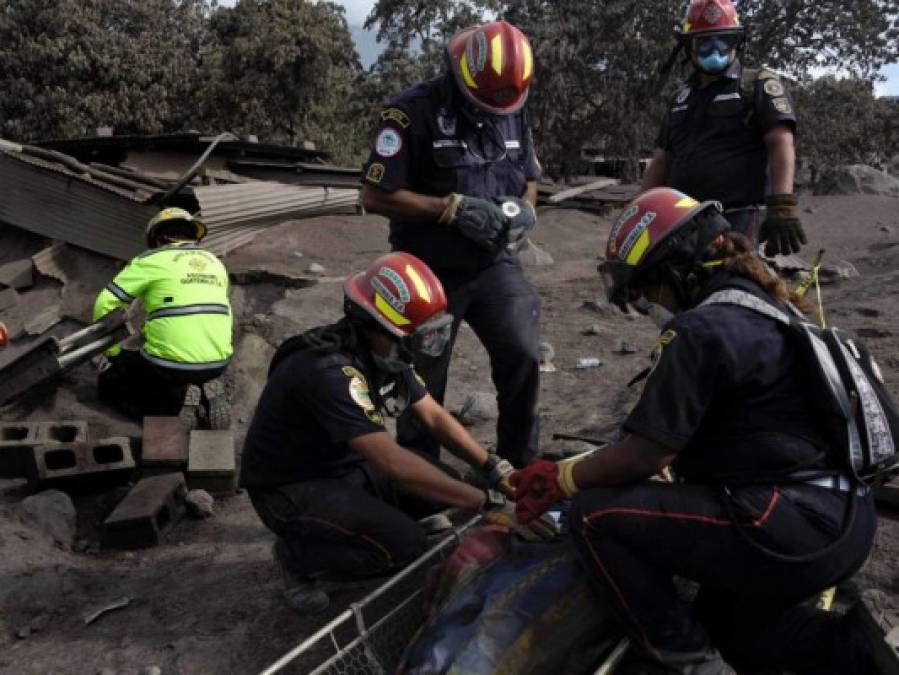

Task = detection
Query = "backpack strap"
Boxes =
[699,288,803,324]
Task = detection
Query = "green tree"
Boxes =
[201,0,363,161]
[0,0,211,141]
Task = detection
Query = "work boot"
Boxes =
[273,539,329,614]
[178,384,202,430]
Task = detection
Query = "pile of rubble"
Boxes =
[2,416,234,550]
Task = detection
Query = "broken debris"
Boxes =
[83,596,132,626]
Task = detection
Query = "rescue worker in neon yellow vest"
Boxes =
[92,207,233,420]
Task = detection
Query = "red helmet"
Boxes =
[601,188,728,309]
[680,0,742,37]
[447,21,534,115]
[344,252,453,357]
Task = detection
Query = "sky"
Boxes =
[221,0,899,95]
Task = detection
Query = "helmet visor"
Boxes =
[694,34,741,56]
[404,313,454,358]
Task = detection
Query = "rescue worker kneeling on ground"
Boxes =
[240,252,554,614]
[93,207,233,418]
[511,188,877,675]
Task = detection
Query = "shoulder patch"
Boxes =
[763,79,785,97]
[342,366,384,425]
[365,162,385,184]
[381,107,410,128]
[757,69,779,80]
[375,128,403,158]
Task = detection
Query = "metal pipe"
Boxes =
[57,336,117,368]
[155,132,233,206]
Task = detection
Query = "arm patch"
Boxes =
[381,107,411,128]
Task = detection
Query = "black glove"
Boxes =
[761,193,806,256]
[493,196,537,245]
[439,194,509,252]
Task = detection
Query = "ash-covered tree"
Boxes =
[794,76,899,187]
[201,0,363,161]
[0,0,211,141]
[361,0,498,107]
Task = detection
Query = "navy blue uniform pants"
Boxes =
[248,466,434,580]
[98,348,226,418]
[397,258,541,468]
[569,481,877,674]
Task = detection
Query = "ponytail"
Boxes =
[709,232,812,313]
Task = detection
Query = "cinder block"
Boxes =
[188,430,235,495]
[28,437,135,488]
[1,422,89,477]
[102,473,187,549]
[141,417,189,472]
[0,423,39,477]
[34,421,88,444]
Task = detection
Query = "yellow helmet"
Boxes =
[145,207,206,247]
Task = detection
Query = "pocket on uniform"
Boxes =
[432,143,472,169]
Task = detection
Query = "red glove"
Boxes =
[509,459,565,524]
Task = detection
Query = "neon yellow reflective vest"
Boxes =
[92,243,233,369]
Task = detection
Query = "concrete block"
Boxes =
[0,422,39,477]
[102,474,187,549]
[0,422,87,477]
[34,421,89,444]
[141,417,189,470]
[28,437,135,488]
[188,430,235,494]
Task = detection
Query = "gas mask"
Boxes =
[692,35,738,75]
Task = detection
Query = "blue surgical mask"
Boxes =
[696,50,733,74]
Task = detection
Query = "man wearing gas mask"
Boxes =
[642,0,805,257]
[361,21,542,470]
[240,253,550,613]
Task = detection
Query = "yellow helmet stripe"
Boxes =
[521,39,533,80]
[374,293,411,326]
[491,34,503,75]
[405,264,432,303]
[674,196,699,208]
[625,230,651,265]
[459,53,478,89]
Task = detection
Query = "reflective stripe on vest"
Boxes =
[105,281,135,303]
[146,303,230,321]
[140,349,231,371]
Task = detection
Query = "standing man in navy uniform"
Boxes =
[361,20,542,468]
[642,0,806,257]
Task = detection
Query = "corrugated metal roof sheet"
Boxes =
[1,140,359,260]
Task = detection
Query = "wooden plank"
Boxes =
[547,178,620,204]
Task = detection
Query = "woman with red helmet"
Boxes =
[360,20,543,472]
[511,189,877,674]
[240,252,553,614]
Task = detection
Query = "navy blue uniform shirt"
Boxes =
[657,60,797,209]
[624,272,833,484]
[240,347,428,488]
[362,74,540,276]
